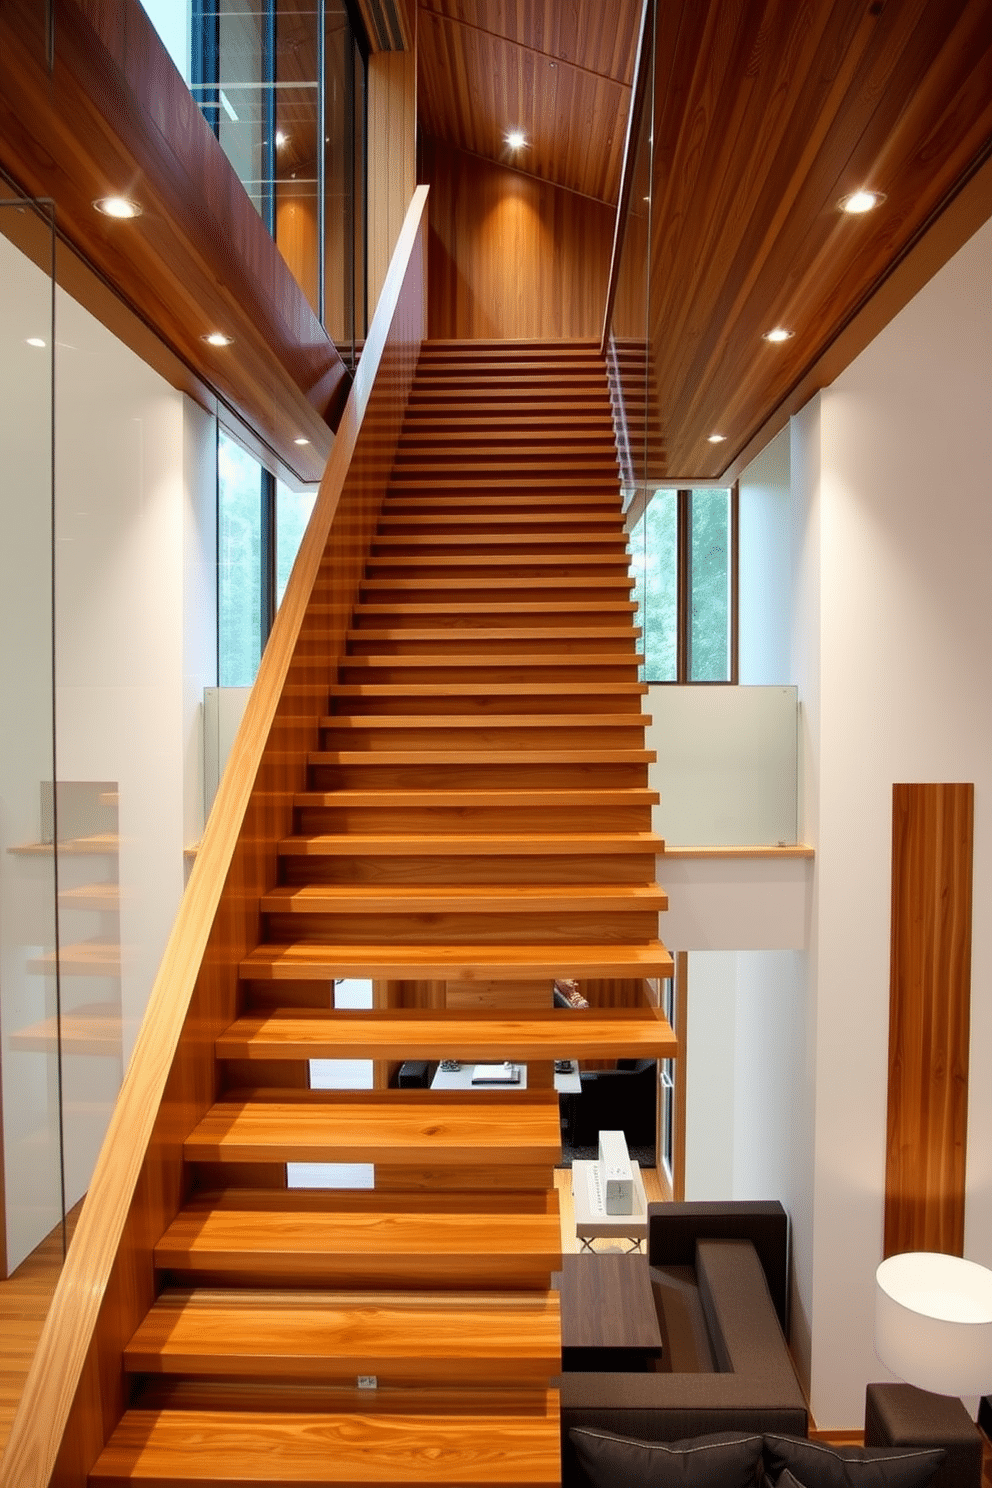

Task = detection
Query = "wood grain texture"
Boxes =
[215,1006,677,1061]
[884,783,974,1258]
[0,0,347,483]
[0,188,429,1488]
[424,140,615,340]
[123,1288,561,1385]
[88,1397,562,1486]
[606,0,992,479]
[368,48,418,314]
[417,0,642,204]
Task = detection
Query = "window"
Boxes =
[276,480,317,606]
[218,429,264,687]
[217,428,318,686]
[631,486,738,683]
[185,0,367,354]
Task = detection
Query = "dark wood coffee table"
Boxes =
[556,1252,664,1371]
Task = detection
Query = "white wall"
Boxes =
[739,427,792,684]
[0,229,63,1269]
[683,952,737,1198]
[795,215,992,1427]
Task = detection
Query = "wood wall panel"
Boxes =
[884,783,974,1259]
[368,46,418,315]
[425,139,614,341]
[0,188,429,1488]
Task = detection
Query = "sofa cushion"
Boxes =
[569,1426,763,1488]
[763,1434,946,1488]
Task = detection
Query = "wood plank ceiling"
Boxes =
[416,0,644,204]
[415,0,992,480]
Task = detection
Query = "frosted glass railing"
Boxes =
[646,685,798,847]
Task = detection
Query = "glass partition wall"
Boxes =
[0,198,64,1276]
[1,192,215,1280]
[188,0,367,362]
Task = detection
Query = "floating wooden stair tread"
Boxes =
[217,1006,676,1062]
[379,492,618,509]
[352,603,637,617]
[326,683,647,700]
[261,883,666,913]
[90,1398,562,1486]
[346,628,637,643]
[281,831,661,855]
[241,942,674,982]
[183,1094,561,1167]
[319,713,648,730]
[364,554,629,569]
[293,787,659,808]
[309,750,653,767]
[371,533,625,549]
[124,1288,561,1383]
[339,654,643,670]
[358,577,634,590]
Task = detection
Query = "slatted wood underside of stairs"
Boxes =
[91,341,672,1486]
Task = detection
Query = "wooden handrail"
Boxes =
[1,184,429,1488]
[600,0,653,356]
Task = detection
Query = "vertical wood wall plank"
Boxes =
[424,138,615,341]
[367,47,418,313]
[884,782,974,1257]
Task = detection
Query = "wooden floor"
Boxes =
[0,1203,82,1458]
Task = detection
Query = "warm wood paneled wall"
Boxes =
[0,188,429,1488]
[424,139,615,341]
[884,782,974,1258]
[368,47,418,314]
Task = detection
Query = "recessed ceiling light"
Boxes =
[26,337,47,348]
[763,327,794,344]
[202,331,234,347]
[505,130,527,150]
[708,433,727,444]
[294,437,310,446]
[839,189,885,215]
[93,196,142,220]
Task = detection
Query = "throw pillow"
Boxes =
[569,1428,764,1488]
[763,1434,945,1488]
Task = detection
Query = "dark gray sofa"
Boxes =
[561,1201,809,1487]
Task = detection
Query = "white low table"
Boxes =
[429,1061,582,1093]
[572,1159,649,1253]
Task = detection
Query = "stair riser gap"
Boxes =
[305,762,650,791]
[263,912,662,945]
[344,637,639,657]
[295,806,655,834]
[317,726,646,749]
[324,694,646,715]
[280,854,657,886]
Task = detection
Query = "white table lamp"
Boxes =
[875,1251,992,1397]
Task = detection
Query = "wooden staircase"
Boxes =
[78,340,674,1485]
